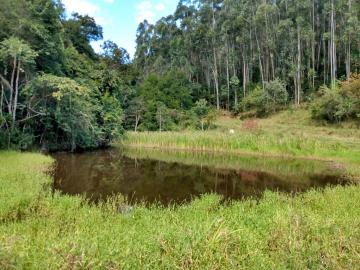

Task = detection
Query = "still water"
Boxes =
[53,148,348,205]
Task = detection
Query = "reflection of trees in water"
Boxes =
[53,150,347,205]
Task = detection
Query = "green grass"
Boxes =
[121,109,360,178]
[1,151,360,269]
[123,148,338,181]
[0,152,53,223]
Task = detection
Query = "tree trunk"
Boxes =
[226,42,230,110]
[9,56,17,114]
[135,115,140,132]
[213,47,220,110]
[311,0,316,89]
[211,2,220,110]
[297,23,301,105]
[12,61,21,124]
[345,0,352,79]
[242,56,247,97]
[0,83,4,118]
[330,0,337,88]
[255,28,265,89]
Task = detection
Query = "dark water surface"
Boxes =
[53,148,349,205]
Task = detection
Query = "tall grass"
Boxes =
[0,152,53,222]
[1,151,360,269]
[123,147,336,179]
[122,131,359,162]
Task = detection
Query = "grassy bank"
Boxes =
[123,148,338,180]
[1,151,360,269]
[122,110,360,178]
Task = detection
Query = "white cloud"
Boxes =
[155,3,165,11]
[62,0,99,16]
[136,1,155,23]
[62,0,110,25]
[136,1,169,24]
[104,0,114,3]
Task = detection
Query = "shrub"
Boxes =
[237,79,288,116]
[311,74,360,123]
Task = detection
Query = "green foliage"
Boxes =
[64,13,103,59]
[311,75,360,123]
[100,93,124,144]
[193,99,211,130]
[136,70,194,131]
[238,79,288,116]
[22,75,123,151]
[0,37,37,65]
[24,75,99,151]
[0,1,129,151]
[134,0,360,109]
[0,152,360,269]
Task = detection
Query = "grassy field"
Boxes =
[0,151,360,269]
[122,109,360,178]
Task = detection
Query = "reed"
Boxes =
[122,131,359,163]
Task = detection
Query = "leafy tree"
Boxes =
[134,0,360,110]
[100,93,124,144]
[0,38,37,126]
[64,13,103,59]
[126,97,146,132]
[193,99,210,131]
[312,74,360,123]
[23,75,99,151]
[238,79,288,116]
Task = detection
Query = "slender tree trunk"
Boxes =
[12,61,21,124]
[270,52,275,81]
[323,36,327,84]
[312,0,316,89]
[134,115,140,132]
[242,56,247,97]
[330,0,337,88]
[255,28,265,89]
[0,83,4,118]
[212,2,220,110]
[345,0,352,79]
[231,45,238,107]
[226,42,230,110]
[9,56,17,114]
[297,23,301,105]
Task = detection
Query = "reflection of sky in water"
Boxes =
[53,149,348,205]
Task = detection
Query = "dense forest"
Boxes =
[0,0,359,151]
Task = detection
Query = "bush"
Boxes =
[22,74,123,151]
[237,78,288,116]
[311,74,360,123]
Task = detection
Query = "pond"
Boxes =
[53,148,349,205]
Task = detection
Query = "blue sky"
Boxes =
[62,0,178,58]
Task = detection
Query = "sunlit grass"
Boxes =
[123,147,336,179]
[0,151,360,269]
[121,109,360,178]
[0,151,53,222]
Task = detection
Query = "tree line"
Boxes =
[0,0,359,151]
[0,0,135,151]
[135,0,359,110]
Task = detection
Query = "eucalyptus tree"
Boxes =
[133,0,359,110]
[0,38,37,126]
